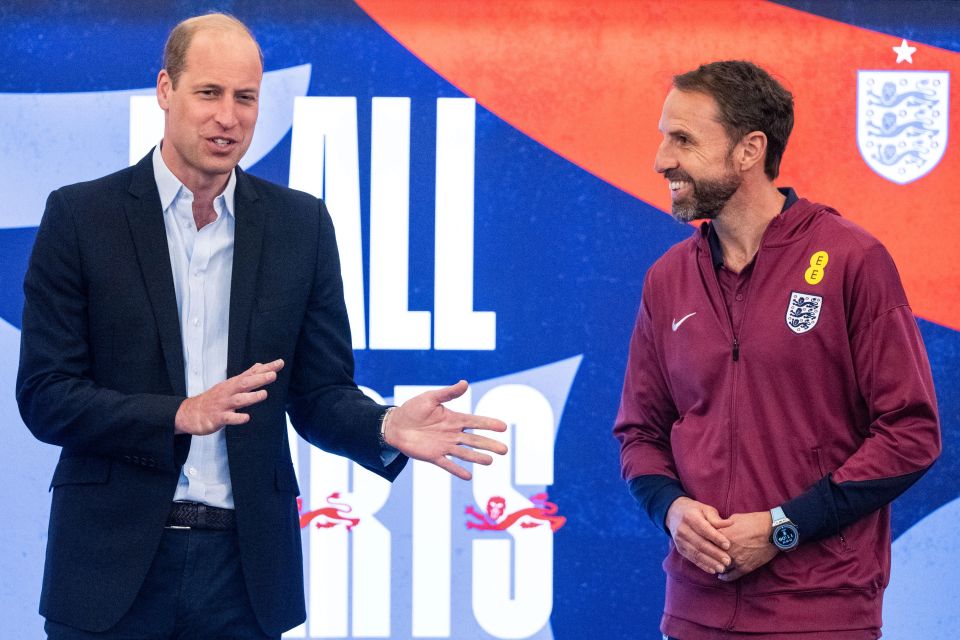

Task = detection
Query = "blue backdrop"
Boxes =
[1,1,957,638]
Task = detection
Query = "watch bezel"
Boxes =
[772,522,800,551]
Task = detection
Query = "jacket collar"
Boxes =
[124,151,186,397]
[699,187,836,263]
[227,165,265,378]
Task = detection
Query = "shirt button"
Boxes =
[735,293,744,301]
[192,317,200,326]
[182,220,190,229]
[188,467,198,477]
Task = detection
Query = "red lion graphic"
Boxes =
[465,492,566,532]
[297,492,360,531]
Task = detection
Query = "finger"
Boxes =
[691,516,731,551]
[678,542,721,574]
[243,359,285,375]
[690,538,732,570]
[692,546,730,574]
[236,371,280,392]
[220,411,251,426]
[678,529,731,568]
[674,530,720,562]
[425,380,469,404]
[459,415,508,433]
[447,445,494,466]
[680,546,722,574]
[434,455,471,481]
[230,389,269,409]
[255,358,284,371]
[458,432,508,455]
[705,511,735,529]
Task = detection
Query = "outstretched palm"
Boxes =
[384,380,508,480]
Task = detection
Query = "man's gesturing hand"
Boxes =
[383,380,508,481]
[716,511,779,582]
[174,360,284,435]
[666,497,733,575]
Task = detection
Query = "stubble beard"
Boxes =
[670,171,742,223]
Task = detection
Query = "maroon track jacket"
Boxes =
[614,196,940,637]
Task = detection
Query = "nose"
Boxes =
[213,97,239,129]
[653,139,675,174]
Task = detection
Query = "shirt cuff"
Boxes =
[378,407,400,467]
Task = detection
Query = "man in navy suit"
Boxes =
[16,13,507,639]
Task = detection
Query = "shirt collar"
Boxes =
[151,145,236,218]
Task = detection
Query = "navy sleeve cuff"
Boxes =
[782,467,931,544]
[781,476,838,542]
[628,475,687,535]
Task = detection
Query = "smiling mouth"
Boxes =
[669,180,690,192]
[208,136,236,148]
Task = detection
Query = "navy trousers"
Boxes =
[46,527,277,640]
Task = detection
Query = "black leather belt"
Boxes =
[166,501,236,530]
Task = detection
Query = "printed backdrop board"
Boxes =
[1,1,957,637]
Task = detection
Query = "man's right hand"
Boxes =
[174,360,284,435]
[666,497,733,575]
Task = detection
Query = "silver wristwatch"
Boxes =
[770,506,799,551]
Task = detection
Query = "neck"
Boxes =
[711,180,785,273]
[159,144,232,205]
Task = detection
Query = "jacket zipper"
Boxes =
[700,246,740,519]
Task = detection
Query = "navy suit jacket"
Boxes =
[16,151,406,634]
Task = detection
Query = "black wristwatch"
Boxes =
[770,506,799,551]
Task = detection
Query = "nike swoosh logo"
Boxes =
[671,312,697,332]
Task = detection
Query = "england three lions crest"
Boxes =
[786,292,822,334]
[857,70,949,184]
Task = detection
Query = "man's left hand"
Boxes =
[715,511,779,582]
[383,380,508,480]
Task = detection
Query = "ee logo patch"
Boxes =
[805,250,829,285]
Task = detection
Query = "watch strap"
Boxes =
[770,505,789,526]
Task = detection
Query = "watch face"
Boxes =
[774,523,799,550]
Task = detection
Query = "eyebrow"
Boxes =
[663,126,695,141]
[191,82,259,94]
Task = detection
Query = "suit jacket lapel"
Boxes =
[124,152,186,397]
[227,168,264,378]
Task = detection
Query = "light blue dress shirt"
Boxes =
[153,147,238,509]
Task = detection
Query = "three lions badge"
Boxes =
[786,292,823,334]
[857,69,949,185]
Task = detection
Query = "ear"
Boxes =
[735,131,767,173]
[156,70,172,111]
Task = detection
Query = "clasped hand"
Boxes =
[665,497,778,581]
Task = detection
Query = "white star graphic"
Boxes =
[892,38,917,64]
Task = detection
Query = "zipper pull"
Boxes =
[733,337,740,362]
